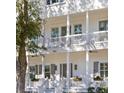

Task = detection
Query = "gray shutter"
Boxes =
[70,63,73,77]
[63,64,67,77]
[51,64,55,75]
[29,66,35,73]
[35,65,38,75]
[94,61,99,75]
[39,64,42,74]
[29,66,35,79]
[60,64,62,78]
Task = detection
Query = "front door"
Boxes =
[45,64,57,79]
[60,63,73,78]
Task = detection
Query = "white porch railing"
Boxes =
[55,78,66,93]
[47,31,108,51]
[25,77,107,93]
[25,77,49,93]
[45,0,108,18]
[38,78,49,93]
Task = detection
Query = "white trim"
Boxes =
[73,23,83,34]
[98,62,108,78]
[60,26,67,36]
[51,27,60,37]
[59,26,61,36]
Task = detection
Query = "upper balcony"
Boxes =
[44,0,108,18]
[42,31,108,53]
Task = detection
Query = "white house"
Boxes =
[25,0,108,93]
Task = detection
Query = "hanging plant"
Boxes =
[73,76,82,81]
[31,78,39,82]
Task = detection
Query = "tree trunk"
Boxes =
[17,1,28,93]
[17,1,28,92]
[17,43,27,93]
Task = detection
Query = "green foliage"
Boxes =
[88,87,108,93]
[16,0,43,53]
[88,87,95,93]
[30,73,39,82]
[96,87,108,93]
[73,76,82,81]
[94,76,103,81]
[27,40,41,53]
[16,0,44,92]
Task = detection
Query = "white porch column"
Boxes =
[41,18,45,79]
[66,50,70,90]
[25,52,31,88]
[41,0,46,79]
[85,0,90,87]
[41,55,45,78]
[66,0,70,92]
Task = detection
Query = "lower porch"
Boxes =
[25,49,108,93]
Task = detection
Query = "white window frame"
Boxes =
[73,24,82,34]
[51,27,59,38]
[46,0,65,5]
[60,62,73,78]
[99,62,108,78]
[61,26,67,36]
[29,64,43,79]
[97,19,108,31]
[93,61,108,78]
[45,65,51,78]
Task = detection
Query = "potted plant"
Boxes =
[94,76,103,81]
[30,73,39,82]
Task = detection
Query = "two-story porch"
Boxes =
[25,0,108,93]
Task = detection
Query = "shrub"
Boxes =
[88,87,95,93]
[96,87,108,93]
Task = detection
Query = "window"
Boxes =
[74,24,82,34]
[51,28,59,38]
[47,0,50,5]
[29,65,42,75]
[93,61,99,75]
[100,63,108,78]
[99,20,108,31]
[74,64,78,70]
[61,26,67,36]
[45,65,50,72]
[29,66,35,74]
[52,0,58,3]
[29,66,37,79]
[47,0,64,5]
[93,62,108,78]
[51,64,57,75]
[45,65,50,78]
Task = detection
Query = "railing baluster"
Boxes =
[46,31,108,51]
